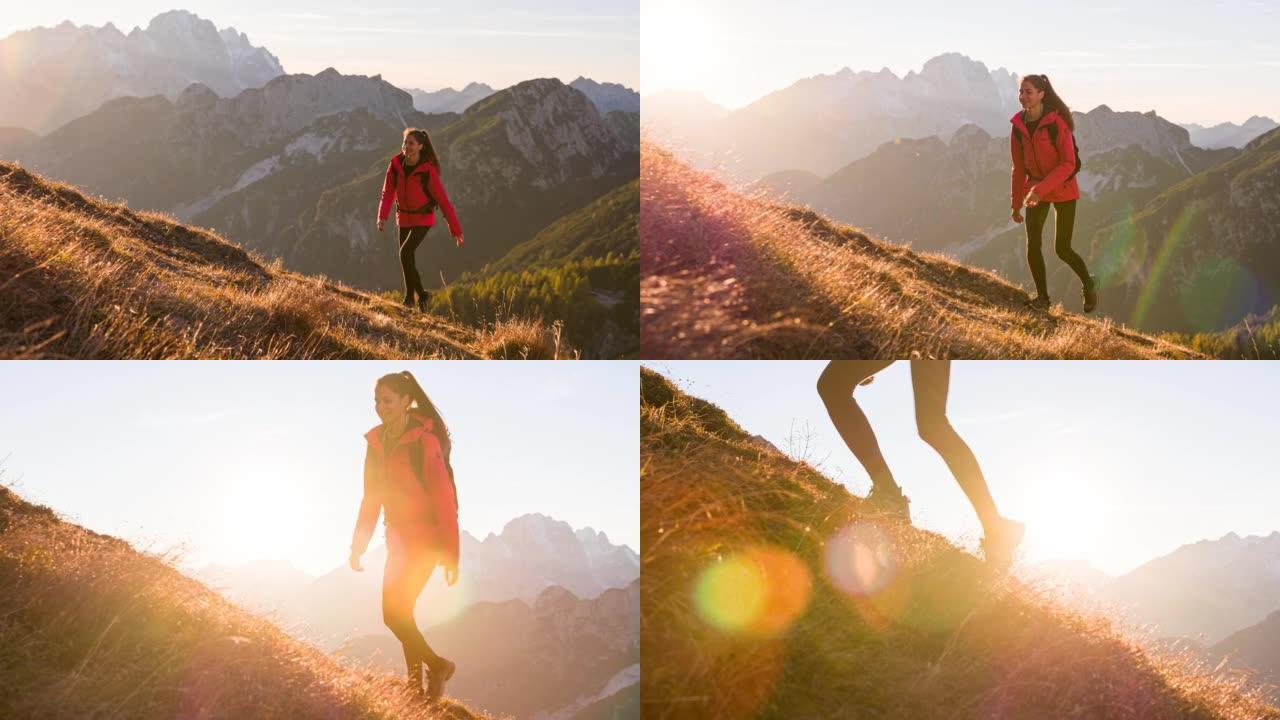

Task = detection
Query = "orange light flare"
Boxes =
[693,545,813,636]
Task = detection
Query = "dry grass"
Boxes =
[0,481,496,720]
[0,161,571,359]
[640,140,1199,359]
[640,367,1277,719]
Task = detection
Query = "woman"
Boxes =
[817,361,1024,565]
[350,371,460,700]
[1010,74,1097,313]
[376,128,464,311]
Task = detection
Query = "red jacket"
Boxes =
[351,413,460,566]
[1010,110,1080,209]
[377,153,463,235]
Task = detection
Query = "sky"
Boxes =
[0,361,639,577]
[642,0,1280,125]
[644,361,1280,577]
[1,1,639,93]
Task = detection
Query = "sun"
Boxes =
[641,0,726,97]
[1012,481,1106,567]
[205,464,308,567]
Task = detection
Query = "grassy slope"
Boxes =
[0,484,489,720]
[0,161,569,359]
[640,367,1275,719]
[640,140,1197,359]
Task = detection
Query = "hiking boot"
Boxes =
[1024,295,1051,311]
[426,657,456,702]
[863,484,911,522]
[1082,277,1098,313]
[981,517,1025,568]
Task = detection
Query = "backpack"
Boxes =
[1023,112,1082,181]
[1045,121,1083,181]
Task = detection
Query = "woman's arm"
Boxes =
[1030,119,1076,198]
[377,160,397,224]
[1010,131,1028,210]
[350,445,383,559]
[426,166,463,240]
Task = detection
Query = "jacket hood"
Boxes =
[1011,109,1064,136]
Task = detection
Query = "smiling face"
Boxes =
[1019,80,1045,111]
[402,134,423,161]
[375,383,411,425]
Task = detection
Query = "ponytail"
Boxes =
[376,371,455,486]
[1022,74,1075,132]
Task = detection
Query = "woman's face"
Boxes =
[402,135,423,157]
[375,384,411,424]
[1019,81,1045,109]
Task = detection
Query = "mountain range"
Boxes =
[0,10,284,134]
[645,52,1020,181]
[2,68,639,290]
[194,513,639,649]
[1181,116,1279,150]
[1100,531,1280,646]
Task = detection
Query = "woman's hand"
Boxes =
[445,564,459,586]
[376,219,385,233]
[453,233,464,248]
[349,552,364,572]
[1023,190,1041,208]
[1012,208,1024,224]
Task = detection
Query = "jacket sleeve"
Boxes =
[1030,118,1076,198]
[1010,131,1028,210]
[350,444,383,556]
[422,432,460,567]
[377,160,397,223]
[426,165,463,237]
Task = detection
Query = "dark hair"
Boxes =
[401,127,441,172]
[377,371,453,478]
[1021,74,1075,132]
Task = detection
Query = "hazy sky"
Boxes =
[642,0,1280,125]
[1,1,638,93]
[644,361,1280,576]
[0,361,638,576]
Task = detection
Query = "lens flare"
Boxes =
[1092,211,1145,289]
[1178,257,1265,331]
[823,522,897,597]
[1131,202,1207,328]
[694,546,812,635]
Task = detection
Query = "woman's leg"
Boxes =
[382,535,443,684]
[398,226,430,302]
[1024,202,1051,298]
[909,361,1000,533]
[817,361,897,489]
[1051,201,1091,286]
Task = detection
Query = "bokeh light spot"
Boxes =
[823,522,897,597]
[694,546,812,635]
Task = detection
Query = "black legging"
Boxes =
[382,529,444,681]
[816,360,1000,533]
[398,226,431,303]
[1025,199,1091,298]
